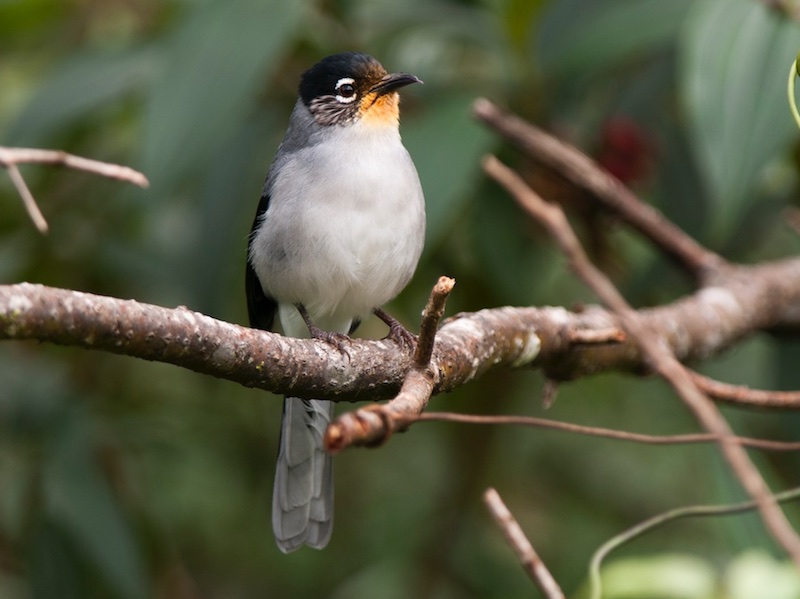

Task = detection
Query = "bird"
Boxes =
[245,52,426,553]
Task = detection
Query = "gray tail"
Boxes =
[272,397,333,552]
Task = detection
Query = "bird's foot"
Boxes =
[311,327,352,357]
[374,307,417,351]
[296,303,352,357]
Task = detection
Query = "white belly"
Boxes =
[250,124,425,333]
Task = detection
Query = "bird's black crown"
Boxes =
[299,52,386,107]
[297,52,420,127]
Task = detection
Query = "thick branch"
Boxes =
[0,283,406,401]
[3,276,800,403]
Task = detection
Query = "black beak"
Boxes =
[370,72,423,97]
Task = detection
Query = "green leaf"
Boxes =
[401,92,494,250]
[29,522,85,599]
[4,48,154,146]
[141,0,303,193]
[599,554,716,598]
[0,0,67,48]
[725,551,800,599]
[680,0,800,240]
[537,0,694,76]
[43,411,146,599]
[186,117,273,314]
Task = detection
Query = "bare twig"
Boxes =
[588,486,800,599]
[483,153,800,566]
[0,146,149,234]
[0,147,149,187]
[324,277,455,452]
[483,488,565,599]
[5,162,48,233]
[414,276,455,368]
[473,99,726,282]
[690,370,800,409]
[415,412,800,451]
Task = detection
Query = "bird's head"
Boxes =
[299,52,421,128]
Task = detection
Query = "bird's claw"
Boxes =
[385,321,418,350]
[374,307,417,351]
[296,303,352,358]
[309,327,352,358]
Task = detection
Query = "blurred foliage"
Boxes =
[594,550,800,599]
[2,0,800,597]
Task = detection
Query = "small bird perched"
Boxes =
[245,52,425,552]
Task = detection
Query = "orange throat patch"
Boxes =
[359,92,400,127]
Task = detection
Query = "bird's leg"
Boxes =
[374,307,417,350]
[295,303,351,356]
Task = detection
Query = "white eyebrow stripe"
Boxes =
[335,77,355,90]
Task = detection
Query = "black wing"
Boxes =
[245,191,278,331]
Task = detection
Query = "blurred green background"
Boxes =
[3,0,800,597]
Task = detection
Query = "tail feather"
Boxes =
[272,397,334,553]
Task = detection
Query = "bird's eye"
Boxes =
[334,77,357,103]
